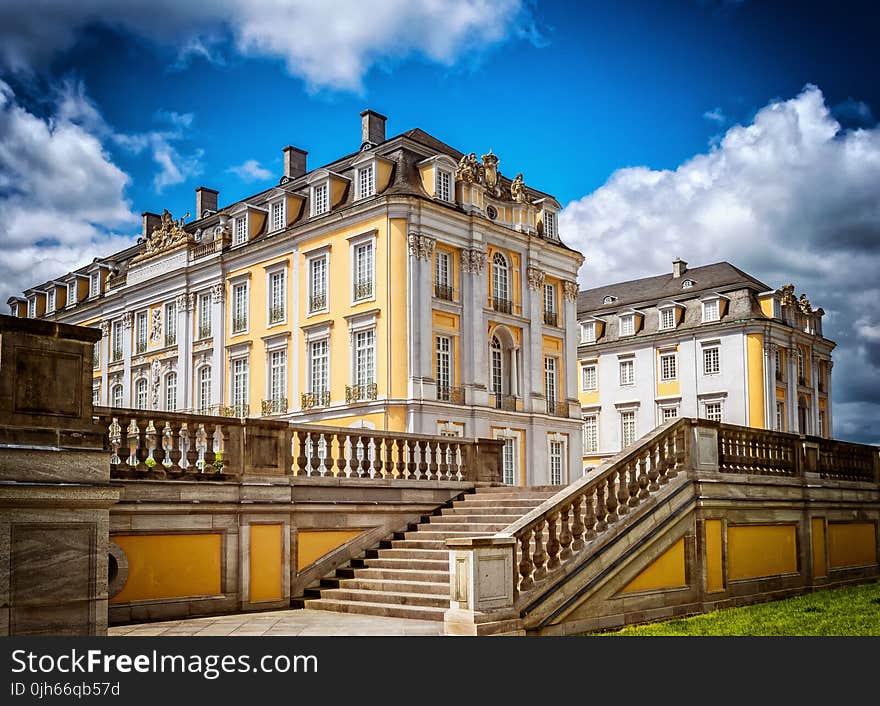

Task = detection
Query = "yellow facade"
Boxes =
[249,524,283,602]
[746,333,765,428]
[111,533,222,603]
[705,519,724,592]
[828,522,877,569]
[727,524,798,580]
[297,530,363,570]
[656,345,680,399]
[811,517,826,578]
[622,537,686,593]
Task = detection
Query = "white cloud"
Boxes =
[560,85,880,445]
[0,79,138,301]
[228,159,273,183]
[0,0,531,91]
[703,107,726,124]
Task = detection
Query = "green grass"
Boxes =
[604,581,880,636]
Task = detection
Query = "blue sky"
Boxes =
[1,0,878,443]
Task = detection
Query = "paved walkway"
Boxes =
[109,609,442,636]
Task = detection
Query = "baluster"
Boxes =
[638,452,650,499]
[383,438,394,479]
[195,424,208,472]
[656,438,669,485]
[669,425,684,478]
[395,439,407,479]
[594,482,607,532]
[570,494,585,552]
[605,472,619,524]
[109,418,122,466]
[406,440,418,479]
[126,419,140,468]
[583,489,597,540]
[627,459,640,508]
[161,422,174,469]
[454,442,464,481]
[360,437,372,477]
[309,433,322,476]
[417,440,429,480]
[438,440,449,480]
[212,425,223,472]
[145,421,157,468]
[178,423,191,470]
[616,465,630,514]
[518,530,534,592]
[546,513,561,570]
[532,520,547,580]
[374,438,385,478]
[648,444,661,491]
[323,434,335,477]
[333,433,347,477]
[559,504,573,561]
[294,430,308,476]
[427,440,439,480]
[349,435,361,477]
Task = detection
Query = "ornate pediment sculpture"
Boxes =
[455,152,484,183]
[778,284,797,306]
[135,209,193,262]
[510,173,528,203]
[798,293,813,314]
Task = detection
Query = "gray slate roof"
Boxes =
[578,262,770,314]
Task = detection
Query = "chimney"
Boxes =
[282,146,308,180]
[360,109,387,149]
[672,257,687,279]
[142,211,161,239]
[195,186,219,219]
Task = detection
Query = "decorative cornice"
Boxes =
[122,312,133,329]
[99,320,111,336]
[175,294,188,310]
[210,282,225,303]
[562,281,579,303]
[407,233,436,260]
[460,248,487,274]
[526,266,545,291]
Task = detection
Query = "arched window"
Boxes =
[135,378,148,410]
[490,336,503,395]
[198,366,212,414]
[492,252,510,312]
[165,372,177,412]
[111,384,123,408]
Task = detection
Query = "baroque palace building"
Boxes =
[7,110,584,486]
[576,259,835,469]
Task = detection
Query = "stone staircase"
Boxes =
[301,486,558,621]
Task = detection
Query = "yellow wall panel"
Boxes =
[249,524,283,602]
[746,333,766,428]
[727,524,798,580]
[811,517,826,578]
[657,381,681,398]
[705,519,724,592]
[759,297,774,318]
[622,538,686,593]
[828,522,877,569]
[111,533,222,603]
[297,530,363,570]
[579,391,600,406]
[542,335,563,353]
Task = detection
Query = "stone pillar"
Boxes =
[764,342,775,430]
[810,351,820,437]
[462,249,489,406]
[121,312,133,407]
[211,283,225,409]
[825,361,834,438]
[786,345,798,432]
[100,320,110,406]
[177,293,194,411]
[0,314,118,636]
[406,232,422,401]
[525,267,544,414]
[562,281,580,414]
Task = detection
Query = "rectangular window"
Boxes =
[818,410,825,437]
[705,402,723,422]
[135,379,148,410]
[703,299,720,322]
[232,358,249,415]
[773,298,782,319]
[544,283,556,313]
[544,357,557,405]
[232,283,248,333]
[309,256,328,312]
[46,290,55,313]
[660,352,677,382]
[90,273,100,297]
[797,348,806,382]
[198,367,212,413]
[620,411,637,448]
[165,374,177,412]
[549,440,564,485]
[93,341,100,370]
[111,385,123,408]
[581,363,597,392]
[502,438,516,486]
[435,169,451,201]
[198,293,212,339]
[354,329,375,388]
[661,406,678,422]
[434,250,452,299]
[312,183,328,215]
[620,315,635,336]
[544,211,557,239]
[703,346,720,375]
[436,335,452,397]
[269,349,287,404]
[111,321,123,361]
[660,307,675,330]
[67,281,77,306]
[269,270,286,324]
[27,298,36,318]
[310,340,329,395]
[619,359,634,386]
[233,215,247,245]
[270,201,285,232]
[358,165,375,199]
[583,415,599,453]
[164,301,177,346]
[776,401,785,432]
[775,348,784,381]
[580,321,596,343]
[135,311,148,353]
[93,387,101,405]
[353,242,374,301]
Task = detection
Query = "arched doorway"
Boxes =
[488,325,518,409]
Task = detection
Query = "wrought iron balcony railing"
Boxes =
[301,390,330,410]
[353,280,373,301]
[776,369,784,382]
[492,297,512,315]
[165,332,177,347]
[493,393,519,412]
[198,324,212,340]
[434,283,454,301]
[346,382,378,403]
[220,403,249,418]
[232,315,248,333]
[261,397,288,416]
[547,400,569,417]
[111,347,123,363]
[798,376,807,387]
[269,306,285,324]
[93,352,100,369]
[437,385,465,404]
[543,310,558,327]
[135,341,147,354]
[309,293,327,313]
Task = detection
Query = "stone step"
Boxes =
[337,578,449,595]
[390,539,449,550]
[403,530,492,541]
[441,506,529,516]
[473,485,560,494]
[319,588,448,608]
[373,548,449,560]
[364,557,449,571]
[422,522,509,533]
[351,567,448,583]
[453,499,551,508]
[305,598,447,622]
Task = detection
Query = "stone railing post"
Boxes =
[692,421,719,472]
[463,437,504,483]
[444,537,521,636]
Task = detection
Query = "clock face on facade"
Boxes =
[486,204,498,220]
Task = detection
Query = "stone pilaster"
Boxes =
[121,312,133,407]
[210,283,225,409]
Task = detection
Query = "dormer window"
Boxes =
[67,281,77,306]
[619,314,635,336]
[269,200,285,232]
[543,210,557,239]
[27,297,36,318]
[580,321,596,343]
[233,214,248,245]
[312,182,329,216]
[603,295,617,305]
[682,279,695,289]
[435,168,452,202]
[89,273,100,298]
[356,164,375,200]
[45,289,55,314]
[659,306,676,331]
[702,298,720,322]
